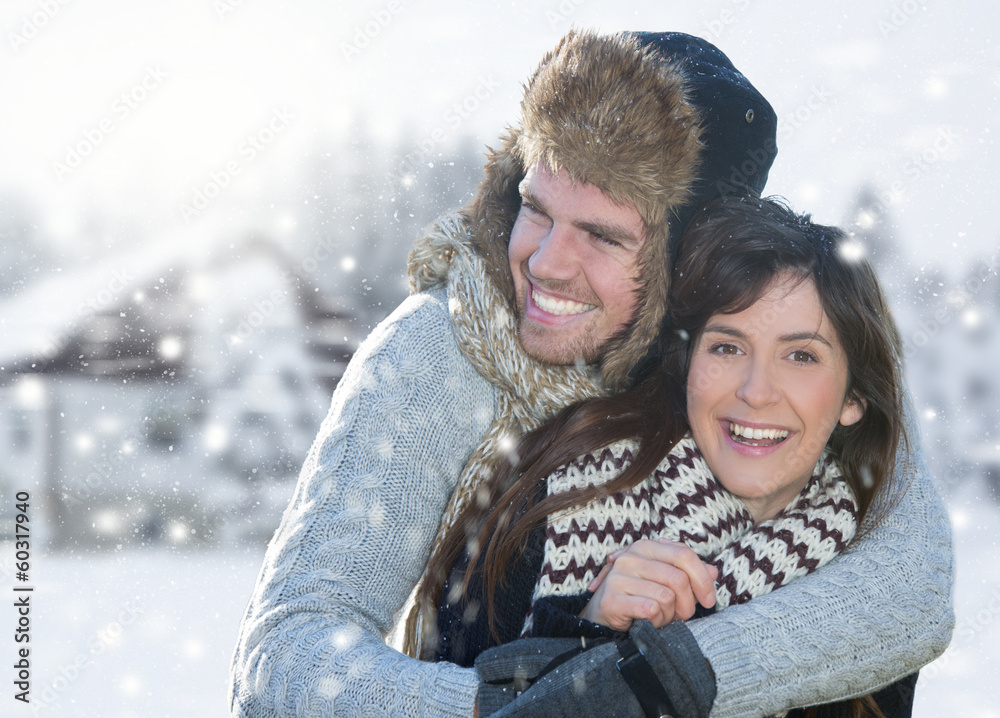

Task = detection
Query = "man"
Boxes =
[229,30,953,718]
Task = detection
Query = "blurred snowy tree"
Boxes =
[0,193,58,296]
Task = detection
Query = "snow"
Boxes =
[4,546,263,718]
[915,480,1000,716]
[0,486,995,717]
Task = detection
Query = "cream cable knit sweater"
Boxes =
[228,287,954,718]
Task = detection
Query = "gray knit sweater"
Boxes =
[228,287,954,718]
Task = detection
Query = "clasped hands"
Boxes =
[580,538,719,631]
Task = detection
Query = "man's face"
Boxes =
[507,162,647,366]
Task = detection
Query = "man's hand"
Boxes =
[581,539,718,630]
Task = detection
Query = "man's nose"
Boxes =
[734,358,781,408]
[527,224,581,282]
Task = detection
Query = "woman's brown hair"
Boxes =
[414,197,907,716]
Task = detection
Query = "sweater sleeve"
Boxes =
[687,391,955,717]
[228,289,497,718]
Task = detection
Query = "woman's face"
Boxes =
[686,272,864,522]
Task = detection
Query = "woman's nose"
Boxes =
[735,358,781,408]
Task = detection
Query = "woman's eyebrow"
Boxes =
[703,325,834,350]
[702,324,745,339]
[778,331,834,349]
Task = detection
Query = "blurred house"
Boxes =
[0,236,365,549]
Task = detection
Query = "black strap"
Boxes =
[532,636,612,685]
[616,638,677,718]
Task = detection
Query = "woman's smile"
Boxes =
[720,419,793,454]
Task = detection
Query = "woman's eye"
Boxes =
[790,350,817,363]
[710,343,741,356]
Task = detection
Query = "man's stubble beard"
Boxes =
[515,316,607,368]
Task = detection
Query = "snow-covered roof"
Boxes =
[0,235,207,370]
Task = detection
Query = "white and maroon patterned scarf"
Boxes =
[524,434,857,633]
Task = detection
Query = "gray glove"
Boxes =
[475,636,595,714]
[475,621,715,718]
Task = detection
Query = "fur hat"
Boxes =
[463,29,777,391]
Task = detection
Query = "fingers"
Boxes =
[609,573,679,627]
[658,539,717,608]
[582,573,677,630]
[611,552,698,619]
[599,593,672,631]
[632,539,718,609]
[590,540,718,607]
[581,539,720,633]
[587,562,613,592]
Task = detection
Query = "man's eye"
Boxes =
[592,234,621,248]
[519,202,551,226]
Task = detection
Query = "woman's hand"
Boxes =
[580,539,719,631]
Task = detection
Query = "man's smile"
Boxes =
[529,285,596,318]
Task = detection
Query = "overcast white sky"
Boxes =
[0,0,994,271]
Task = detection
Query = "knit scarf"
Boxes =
[403,213,608,656]
[524,434,858,634]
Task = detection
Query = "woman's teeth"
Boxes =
[729,422,789,443]
[532,289,595,316]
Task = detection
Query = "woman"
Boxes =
[427,195,914,717]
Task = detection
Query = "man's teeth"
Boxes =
[532,289,595,316]
[729,422,789,441]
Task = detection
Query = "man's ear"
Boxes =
[839,391,867,427]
